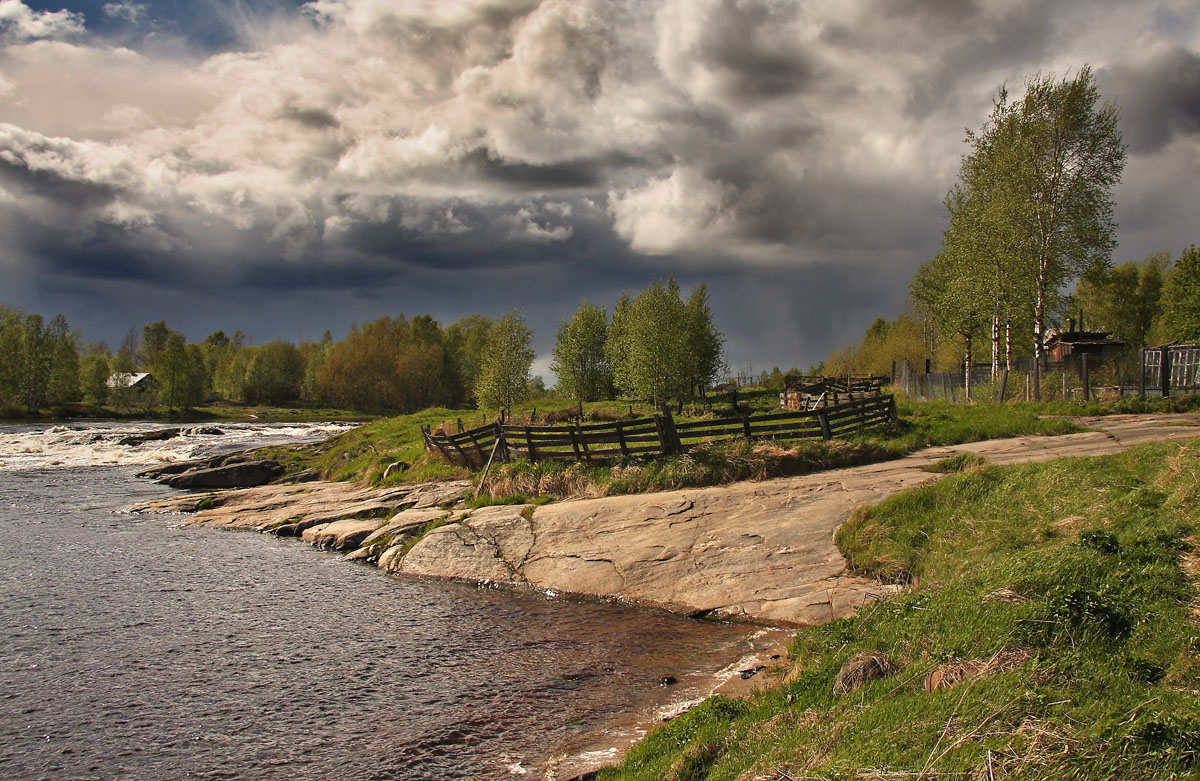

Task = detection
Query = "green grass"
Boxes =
[478,401,1080,500]
[253,397,1090,495]
[599,440,1200,780]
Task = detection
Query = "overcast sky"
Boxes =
[2,0,1198,377]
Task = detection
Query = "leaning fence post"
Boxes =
[659,404,681,454]
[999,369,1009,404]
[525,426,536,462]
[818,410,832,440]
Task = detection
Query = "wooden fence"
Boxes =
[423,393,896,467]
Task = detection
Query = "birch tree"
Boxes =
[475,309,534,417]
[551,300,611,403]
[964,67,1125,397]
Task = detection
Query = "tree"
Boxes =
[551,301,611,403]
[242,340,304,405]
[1159,246,1200,342]
[1073,251,1168,351]
[444,314,493,406]
[81,350,111,406]
[911,250,988,398]
[682,284,725,399]
[156,332,205,410]
[957,67,1125,397]
[475,309,534,416]
[609,278,690,406]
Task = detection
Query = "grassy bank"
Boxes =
[477,401,1079,501]
[251,396,1089,497]
[598,440,1200,779]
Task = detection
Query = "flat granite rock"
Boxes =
[301,517,389,550]
[396,414,1200,626]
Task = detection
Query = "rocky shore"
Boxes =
[130,413,1200,627]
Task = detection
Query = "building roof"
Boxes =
[106,372,154,389]
[1045,330,1124,349]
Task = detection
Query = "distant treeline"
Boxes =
[0,277,728,415]
[818,245,1200,379]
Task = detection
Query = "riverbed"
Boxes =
[0,423,763,779]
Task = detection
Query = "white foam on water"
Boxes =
[0,422,356,471]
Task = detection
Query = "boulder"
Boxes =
[120,428,181,446]
[164,459,284,489]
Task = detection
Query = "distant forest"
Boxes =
[0,277,726,416]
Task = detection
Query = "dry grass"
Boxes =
[833,652,896,695]
[923,648,1034,692]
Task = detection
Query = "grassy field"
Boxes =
[598,439,1200,779]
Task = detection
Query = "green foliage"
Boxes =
[80,350,111,406]
[475,309,534,416]
[1074,251,1169,351]
[0,309,81,414]
[606,277,724,407]
[603,441,1200,779]
[909,67,1126,391]
[551,300,612,402]
[242,340,305,405]
[1159,245,1200,343]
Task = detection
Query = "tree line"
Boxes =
[819,66,1198,393]
[0,278,726,416]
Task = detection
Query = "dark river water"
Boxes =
[0,424,761,779]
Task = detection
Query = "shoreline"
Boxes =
[124,412,1200,776]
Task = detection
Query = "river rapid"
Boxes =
[0,422,763,779]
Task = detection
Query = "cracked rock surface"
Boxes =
[398,414,1200,626]
[128,415,1199,627]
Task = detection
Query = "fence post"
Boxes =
[1162,348,1172,399]
[818,410,832,440]
[616,422,630,458]
[496,422,510,462]
[1138,348,1146,398]
[658,404,680,454]
[888,395,897,421]
[456,418,464,433]
[998,369,1009,404]
[1081,353,1090,402]
[742,414,752,440]
[525,426,536,462]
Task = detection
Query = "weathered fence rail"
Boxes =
[423,393,896,467]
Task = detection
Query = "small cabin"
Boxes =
[1045,320,1124,367]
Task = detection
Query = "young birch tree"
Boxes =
[551,301,611,403]
[966,68,1125,398]
[475,309,534,418]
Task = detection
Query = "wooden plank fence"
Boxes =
[424,393,896,467]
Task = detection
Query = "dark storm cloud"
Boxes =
[1099,44,1200,154]
[1,0,1199,370]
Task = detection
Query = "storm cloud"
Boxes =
[1,0,1198,371]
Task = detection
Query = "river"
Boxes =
[0,422,764,779]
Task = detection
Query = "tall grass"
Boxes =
[600,440,1200,779]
